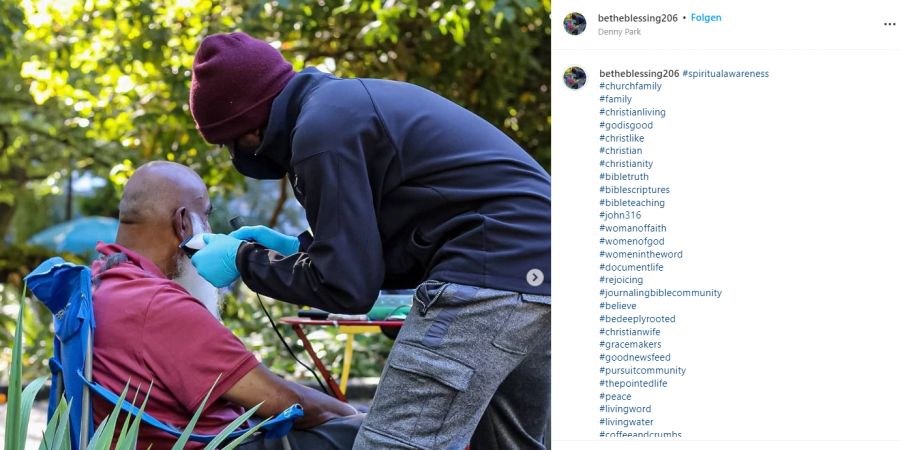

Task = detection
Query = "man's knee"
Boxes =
[284,413,366,449]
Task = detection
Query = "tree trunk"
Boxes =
[267,177,289,228]
[0,201,17,243]
[65,168,74,221]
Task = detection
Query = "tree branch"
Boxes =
[267,176,289,228]
[290,40,375,62]
[0,126,9,157]
[0,162,51,183]
[0,97,37,107]
[0,121,81,148]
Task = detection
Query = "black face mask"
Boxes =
[225,126,287,180]
[231,151,288,180]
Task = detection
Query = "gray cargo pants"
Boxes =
[353,281,551,450]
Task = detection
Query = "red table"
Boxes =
[279,317,404,402]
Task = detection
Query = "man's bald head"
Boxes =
[117,161,212,277]
[120,161,209,225]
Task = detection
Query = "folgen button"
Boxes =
[527,269,545,287]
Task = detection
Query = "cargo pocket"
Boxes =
[492,294,551,355]
[364,342,474,449]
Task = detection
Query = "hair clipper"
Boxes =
[179,234,207,257]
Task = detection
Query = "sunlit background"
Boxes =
[0,0,550,388]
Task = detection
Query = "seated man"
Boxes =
[90,161,361,449]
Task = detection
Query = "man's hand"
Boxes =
[229,225,301,255]
[224,364,358,429]
[190,233,242,287]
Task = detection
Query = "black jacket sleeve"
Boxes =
[235,86,386,314]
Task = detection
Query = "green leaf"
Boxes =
[172,374,221,450]
[120,381,154,450]
[48,397,72,450]
[217,417,271,450]
[114,406,134,450]
[86,380,130,450]
[18,375,50,446]
[102,379,131,449]
[39,397,69,450]
[202,403,263,450]
[4,286,26,450]
[86,416,111,450]
[452,21,466,46]
[113,388,138,450]
[40,397,62,450]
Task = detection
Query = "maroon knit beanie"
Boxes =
[189,32,295,144]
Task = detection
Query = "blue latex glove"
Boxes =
[229,225,301,255]
[190,233,242,288]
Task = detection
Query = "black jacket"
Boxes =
[235,68,550,313]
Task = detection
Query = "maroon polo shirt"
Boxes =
[90,243,259,449]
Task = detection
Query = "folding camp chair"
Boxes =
[25,257,304,449]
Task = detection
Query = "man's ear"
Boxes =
[171,206,193,243]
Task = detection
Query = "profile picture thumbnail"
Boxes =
[564,12,587,35]
[563,66,587,90]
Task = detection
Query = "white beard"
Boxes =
[172,212,222,320]
[174,255,223,320]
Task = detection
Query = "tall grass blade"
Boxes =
[202,403,263,450]
[114,381,145,450]
[88,380,131,449]
[120,380,153,449]
[4,286,27,450]
[218,418,271,450]
[49,398,72,450]
[85,416,110,450]
[171,374,221,450]
[39,395,63,450]
[18,375,50,447]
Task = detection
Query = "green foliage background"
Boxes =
[0,0,550,385]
